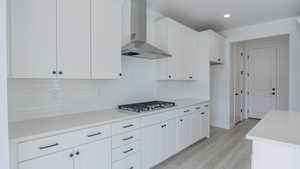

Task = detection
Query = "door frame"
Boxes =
[230,35,289,123]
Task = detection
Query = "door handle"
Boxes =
[272,88,276,91]
[272,92,276,95]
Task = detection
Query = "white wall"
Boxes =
[0,0,9,168]
[213,17,300,128]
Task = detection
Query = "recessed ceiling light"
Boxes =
[224,14,231,18]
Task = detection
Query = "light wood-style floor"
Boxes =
[153,119,259,169]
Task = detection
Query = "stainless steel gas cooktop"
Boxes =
[118,101,176,113]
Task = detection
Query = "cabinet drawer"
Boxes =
[112,142,139,162]
[78,124,111,144]
[112,130,140,148]
[112,119,140,135]
[18,132,78,162]
[112,153,140,169]
[141,109,181,127]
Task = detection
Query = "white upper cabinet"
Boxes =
[199,30,225,64]
[10,0,122,79]
[10,0,57,78]
[57,0,91,79]
[155,18,198,80]
[91,0,122,79]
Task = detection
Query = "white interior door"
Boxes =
[246,46,278,119]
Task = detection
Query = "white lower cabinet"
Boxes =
[74,139,111,169]
[19,138,111,169]
[176,115,192,151]
[141,119,177,169]
[19,149,73,169]
[112,153,140,169]
[14,103,210,169]
[191,108,202,143]
[141,123,162,169]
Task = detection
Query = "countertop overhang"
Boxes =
[247,110,300,148]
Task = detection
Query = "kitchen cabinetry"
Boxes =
[57,0,91,79]
[199,30,225,65]
[19,139,111,169]
[91,0,122,79]
[11,101,210,169]
[10,0,57,78]
[141,119,176,169]
[155,18,199,80]
[10,0,122,79]
[176,114,192,151]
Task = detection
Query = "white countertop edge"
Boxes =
[10,99,209,142]
[246,135,300,149]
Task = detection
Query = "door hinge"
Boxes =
[241,109,243,112]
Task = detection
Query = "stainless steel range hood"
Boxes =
[121,0,172,59]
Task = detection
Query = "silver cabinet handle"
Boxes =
[129,167,134,169]
[184,109,190,113]
[201,112,205,115]
[161,124,167,128]
[123,136,134,141]
[122,124,134,128]
[196,107,201,110]
[87,132,102,138]
[39,143,59,150]
[123,148,134,154]
[204,105,209,107]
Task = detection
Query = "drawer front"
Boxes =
[112,119,140,135]
[141,109,181,127]
[18,132,78,162]
[78,124,111,144]
[112,130,140,149]
[18,124,111,162]
[112,153,140,169]
[112,142,139,162]
[194,103,209,112]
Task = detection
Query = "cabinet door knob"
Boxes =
[201,112,205,115]
[75,151,80,156]
[69,153,74,158]
[52,71,57,75]
[168,75,172,79]
[58,71,63,75]
[218,58,221,62]
[119,73,122,76]
[189,76,193,79]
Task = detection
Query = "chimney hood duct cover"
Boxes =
[121,0,172,59]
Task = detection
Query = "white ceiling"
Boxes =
[148,0,300,31]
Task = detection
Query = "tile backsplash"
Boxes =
[8,57,157,122]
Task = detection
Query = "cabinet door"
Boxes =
[141,124,162,169]
[57,0,91,79]
[200,111,209,138]
[19,150,73,169]
[91,0,122,79]
[75,138,111,169]
[10,0,57,78]
[167,20,186,80]
[191,111,202,143]
[161,119,176,160]
[176,115,192,151]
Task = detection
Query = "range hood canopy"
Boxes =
[121,0,171,59]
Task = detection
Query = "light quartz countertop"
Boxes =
[9,98,209,141]
[247,110,300,148]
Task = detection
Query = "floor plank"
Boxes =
[152,119,259,169]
